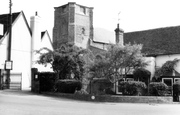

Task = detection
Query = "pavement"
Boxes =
[0,90,180,115]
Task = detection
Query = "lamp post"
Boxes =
[6,0,13,89]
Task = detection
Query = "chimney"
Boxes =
[30,12,41,67]
[115,23,124,46]
[30,12,41,51]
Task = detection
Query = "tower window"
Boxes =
[82,28,85,35]
[80,6,86,14]
[60,46,66,52]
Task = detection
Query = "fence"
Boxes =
[2,73,22,90]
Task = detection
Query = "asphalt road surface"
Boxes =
[0,90,180,115]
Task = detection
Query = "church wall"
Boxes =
[53,3,93,49]
[53,5,69,49]
[74,4,92,49]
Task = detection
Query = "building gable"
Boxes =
[0,12,20,39]
[41,30,54,51]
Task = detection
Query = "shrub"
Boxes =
[90,78,113,95]
[74,89,89,95]
[119,81,147,96]
[39,72,56,92]
[149,82,168,96]
[55,79,82,93]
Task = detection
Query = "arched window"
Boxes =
[96,55,102,60]
[82,28,85,35]
[60,46,66,51]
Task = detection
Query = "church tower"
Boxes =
[53,2,94,49]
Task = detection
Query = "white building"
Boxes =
[0,11,53,90]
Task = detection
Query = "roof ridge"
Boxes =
[125,25,180,34]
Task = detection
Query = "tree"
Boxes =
[154,58,180,80]
[36,44,93,80]
[89,43,149,83]
[133,68,151,85]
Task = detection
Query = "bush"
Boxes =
[55,79,82,93]
[119,81,147,96]
[74,89,89,95]
[90,78,113,95]
[149,82,168,96]
[39,72,56,92]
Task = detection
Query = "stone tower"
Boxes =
[115,23,124,46]
[53,2,94,49]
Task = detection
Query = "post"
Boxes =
[6,0,13,89]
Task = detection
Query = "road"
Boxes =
[0,90,180,115]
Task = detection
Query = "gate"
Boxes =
[2,73,22,90]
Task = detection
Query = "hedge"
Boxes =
[149,82,168,96]
[55,79,82,93]
[39,72,56,92]
[119,81,147,96]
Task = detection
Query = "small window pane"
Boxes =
[163,79,172,86]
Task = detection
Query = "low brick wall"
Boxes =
[42,92,175,104]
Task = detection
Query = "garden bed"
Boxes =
[42,92,175,104]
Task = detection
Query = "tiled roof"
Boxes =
[124,26,180,56]
[0,12,20,39]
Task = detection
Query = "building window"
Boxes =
[60,46,66,52]
[174,78,180,84]
[82,28,85,35]
[162,78,173,87]
[95,55,102,60]
[115,78,125,94]
[126,78,134,81]
[80,6,86,14]
[61,5,67,13]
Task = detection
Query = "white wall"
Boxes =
[10,13,32,89]
[0,36,7,69]
[35,31,53,72]
[144,57,156,80]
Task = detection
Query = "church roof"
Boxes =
[94,27,115,44]
[0,12,20,39]
[124,26,180,56]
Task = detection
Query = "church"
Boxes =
[53,2,180,90]
[53,2,123,58]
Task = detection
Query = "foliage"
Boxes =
[74,89,89,95]
[119,81,147,96]
[149,82,168,96]
[37,44,94,80]
[133,68,151,85]
[39,72,56,92]
[155,58,180,78]
[55,79,82,93]
[89,43,149,83]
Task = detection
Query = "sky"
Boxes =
[1,0,180,38]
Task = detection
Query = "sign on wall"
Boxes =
[5,60,13,70]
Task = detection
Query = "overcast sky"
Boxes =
[1,0,180,38]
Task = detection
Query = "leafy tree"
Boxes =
[89,43,149,83]
[133,68,151,85]
[36,44,93,80]
[154,58,180,79]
